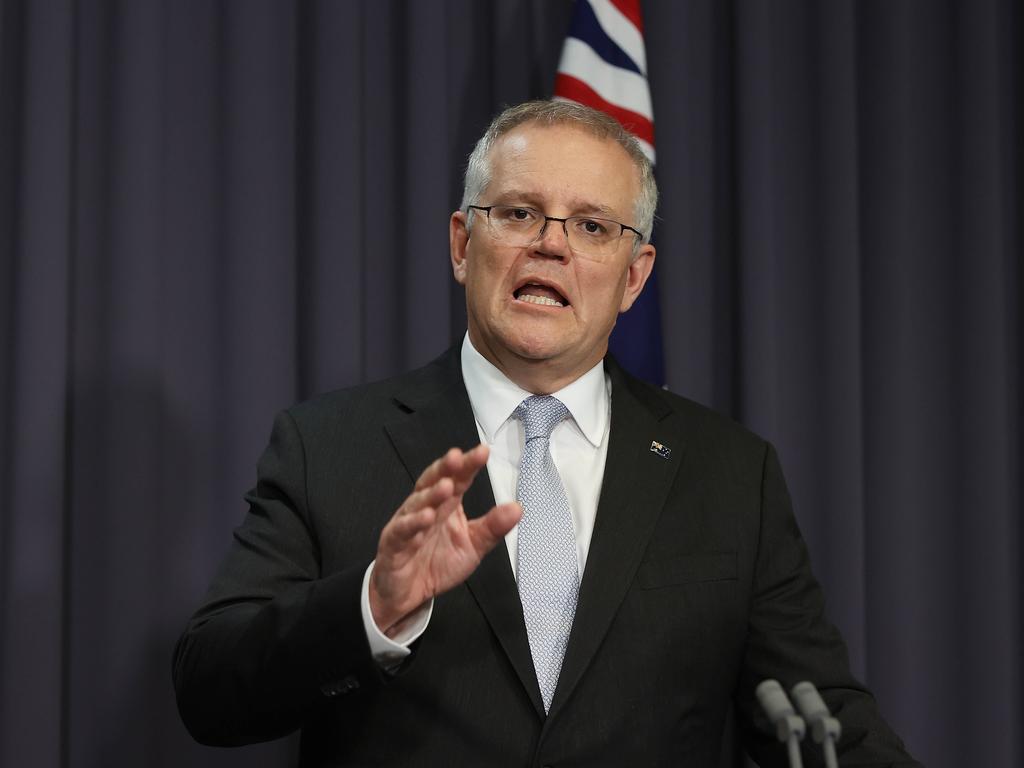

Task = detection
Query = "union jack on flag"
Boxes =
[554,0,655,162]
[553,0,664,385]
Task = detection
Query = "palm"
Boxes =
[370,445,521,634]
[393,499,480,596]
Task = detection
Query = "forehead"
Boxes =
[484,123,640,217]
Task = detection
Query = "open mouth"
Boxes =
[514,282,569,308]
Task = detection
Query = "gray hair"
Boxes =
[460,100,658,244]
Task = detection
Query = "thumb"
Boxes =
[468,502,522,554]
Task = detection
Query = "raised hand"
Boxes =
[368,444,522,636]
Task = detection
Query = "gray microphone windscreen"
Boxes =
[756,679,795,723]
[790,681,830,722]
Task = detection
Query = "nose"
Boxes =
[533,216,572,260]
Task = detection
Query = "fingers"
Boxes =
[383,440,489,549]
[414,448,462,490]
[384,504,436,548]
[384,442,489,554]
[446,444,489,494]
[384,477,454,548]
[414,444,489,493]
[400,475,454,518]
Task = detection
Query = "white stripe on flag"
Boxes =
[589,0,647,75]
[557,38,653,120]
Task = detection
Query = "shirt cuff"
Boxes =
[360,560,433,669]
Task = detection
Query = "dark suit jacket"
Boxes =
[174,348,918,767]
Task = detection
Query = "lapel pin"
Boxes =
[650,440,671,460]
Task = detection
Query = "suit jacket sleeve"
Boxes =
[736,442,919,767]
[172,408,385,747]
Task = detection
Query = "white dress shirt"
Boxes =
[360,333,612,663]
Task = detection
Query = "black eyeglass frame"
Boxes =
[466,204,644,252]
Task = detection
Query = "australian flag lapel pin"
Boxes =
[650,440,671,460]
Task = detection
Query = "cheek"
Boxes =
[579,269,628,318]
[465,255,509,309]
[470,249,518,294]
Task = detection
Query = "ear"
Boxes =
[618,243,656,313]
[450,210,470,285]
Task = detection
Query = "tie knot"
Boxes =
[516,395,569,441]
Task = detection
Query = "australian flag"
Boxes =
[554,0,664,386]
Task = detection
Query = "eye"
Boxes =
[575,217,611,237]
[494,206,538,224]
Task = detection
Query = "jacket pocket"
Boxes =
[637,552,738,589]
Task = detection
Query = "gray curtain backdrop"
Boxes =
[1,1,1020,767]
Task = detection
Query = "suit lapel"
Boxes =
[383,349,544,716]
[546,360,685,721]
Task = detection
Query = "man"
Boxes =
[174,101,918,767]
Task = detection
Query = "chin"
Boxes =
[505,336,563,362]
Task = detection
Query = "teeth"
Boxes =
[517,294,563,307]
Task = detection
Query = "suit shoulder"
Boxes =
[619,371,762,442]
[663,388,763,446]
[617,372,773,483]
[283,347,462,433]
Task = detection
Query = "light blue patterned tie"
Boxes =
[515,395,579,713]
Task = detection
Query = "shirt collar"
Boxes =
[460,333,609,448]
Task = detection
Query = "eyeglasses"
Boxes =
[466,204,642,262]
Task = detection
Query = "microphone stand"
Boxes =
[755,679,806,768]
[791,681,841,768]
[778,712,806,768]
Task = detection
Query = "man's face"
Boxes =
[450,122,655,392]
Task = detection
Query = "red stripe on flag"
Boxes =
[608,0,643,33]
[554,73,655,147]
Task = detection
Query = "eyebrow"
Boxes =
[489,189,621,219]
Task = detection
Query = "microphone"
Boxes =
[791,681,841,768]
[755,679,805,768]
